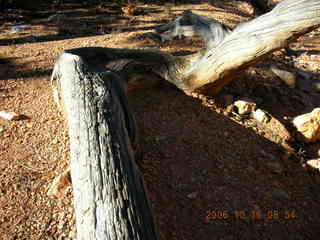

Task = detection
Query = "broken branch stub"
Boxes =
[155,10,232,49]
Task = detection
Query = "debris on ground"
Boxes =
[234,98,256,115]
[306,159,320,170]
[293,108,320,143]
[47,168,71,198]
[270,65,296,88]
[0,111,22,121]
[252,109,269,123]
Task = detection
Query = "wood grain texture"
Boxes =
[50,1,320,237]
[182,0,320,94]
[51,49,159,240]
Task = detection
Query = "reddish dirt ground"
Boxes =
[0,1,320,240]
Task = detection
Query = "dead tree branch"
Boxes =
[51,49,159,240]
[51,0,320,238]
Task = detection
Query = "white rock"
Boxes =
[0,111,21,121]
[270,65,296,88]
[234,99,256,115]
[253,109,269,123]
[306,159,320,170]
[293,108,320,143]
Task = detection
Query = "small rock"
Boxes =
[0,111,21,121]
[234,99,256,115]
[267,117,293,142]
[252,109,269,123]
[270,65,296,88]
[48,168,71,198]
[187,192,198,199]
[306,159,320,170]
[293,108,320,143]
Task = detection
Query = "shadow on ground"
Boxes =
[0,6,168,46]
[129,84,320,240]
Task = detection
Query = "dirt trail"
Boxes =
[0,2,320,239]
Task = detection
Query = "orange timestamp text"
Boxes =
[205,209,297,222]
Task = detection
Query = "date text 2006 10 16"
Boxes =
[205,210,297,222]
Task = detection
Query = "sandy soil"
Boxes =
[0,1,320,239]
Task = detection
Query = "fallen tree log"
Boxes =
[165,0,320,94]
[51,49,159,240]
[55,0,320,96]
[51,0,320,239]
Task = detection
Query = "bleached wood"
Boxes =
[50,0,320,238]
[180,0,320,94]
[51,49,159,240]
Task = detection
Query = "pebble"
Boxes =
[0,111,21,121]
[270,66,296,88]
[234,98,256,115]
[306,159,320,170]
[47,168,71,198]
[252,109,269,123]
[293,108,320,143]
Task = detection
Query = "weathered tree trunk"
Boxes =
[86,0,320,96]
[170,0,320,94]
[51,49,159,240]
[51,0,320,239]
